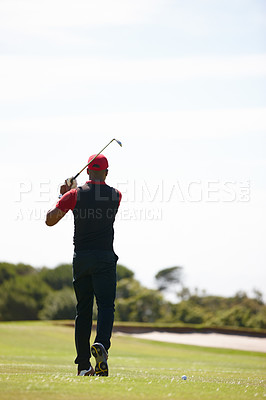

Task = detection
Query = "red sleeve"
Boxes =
[56,189,77,213]
[117,190,122,207]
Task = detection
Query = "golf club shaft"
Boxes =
[72,138,121,180]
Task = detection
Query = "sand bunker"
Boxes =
[116,331,266,353]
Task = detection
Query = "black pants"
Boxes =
[73,249,118,371]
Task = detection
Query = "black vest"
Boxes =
[72,182,120,251]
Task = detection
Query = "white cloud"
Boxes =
[0,0,163,30]
[1,107,266,140]
[0,54,265,101]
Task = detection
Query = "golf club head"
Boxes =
[114,138,122,147]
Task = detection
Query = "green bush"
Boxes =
[39,264,73,290]
[117,264,134,281]
[116,278,141,299]
[0,290,38,321]
[246,312,266,329]
[0,261,265,328]
[0,262,35,285]
[172,302,205,324]
[0,275,50,320]
[116,288,165,323]
[129,289,165,323]
[39,288,76,320]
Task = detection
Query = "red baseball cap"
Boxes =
[87,154,109,171]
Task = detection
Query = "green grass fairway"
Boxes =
[0,321,265,400]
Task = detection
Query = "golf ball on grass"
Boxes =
[181,375,187,380]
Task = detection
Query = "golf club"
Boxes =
[72,138,122,182]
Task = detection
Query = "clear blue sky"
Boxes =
[1,0,266,298]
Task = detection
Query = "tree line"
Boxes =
[0,262,265,330]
